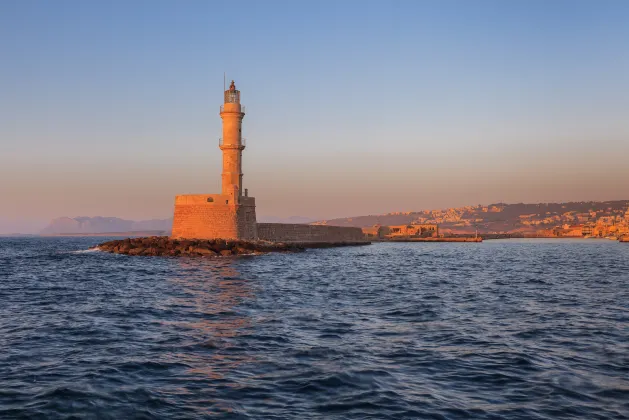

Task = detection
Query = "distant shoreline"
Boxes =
[0,233,622,242]
[40,230,169,237]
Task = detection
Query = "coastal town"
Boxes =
[314,201,629,241]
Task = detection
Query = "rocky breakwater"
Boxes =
[94,236,370,257]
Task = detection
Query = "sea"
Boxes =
[1,237,628,419]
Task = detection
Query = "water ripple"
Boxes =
[1,237,629,419]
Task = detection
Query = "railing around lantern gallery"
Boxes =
[224,90,240,104]
[220,105,246,113]
[219,137,247,147]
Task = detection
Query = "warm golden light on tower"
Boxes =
[219,80,245,198]
[170,79,363,242]
[171,80,257,240]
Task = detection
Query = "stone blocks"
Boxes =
[171,194,257,240]
[256,223,365,243]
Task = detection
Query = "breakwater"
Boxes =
[388,237,483,242]
[94,236,370,257]
[257,223,365,242]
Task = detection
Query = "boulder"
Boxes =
[141,248,154,256]
[191,247,216,256]
[235,246,253,255]
[128,248,144,256]
[212,239,229,252]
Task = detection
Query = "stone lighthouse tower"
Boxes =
[220,80,245,198]
[170,80,257,240]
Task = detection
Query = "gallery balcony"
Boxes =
[219,137,247,148]
[220,105,246,113]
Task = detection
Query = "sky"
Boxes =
[1,0,628,233]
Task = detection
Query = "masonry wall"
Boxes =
[257,223,365,242]
[236,203,257,239]
[171,194,256,240]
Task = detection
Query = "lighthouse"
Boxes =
[171,80,257,240]
[220,80,245,198]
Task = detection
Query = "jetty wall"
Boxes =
[257,223,365,243]
[388,237,482,242]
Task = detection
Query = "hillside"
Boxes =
[312,201,629,234]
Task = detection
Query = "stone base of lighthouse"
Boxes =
[171,194,257,240]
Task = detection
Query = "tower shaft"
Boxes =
[219,82,245,198]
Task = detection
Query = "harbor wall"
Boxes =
[256,223,365,243]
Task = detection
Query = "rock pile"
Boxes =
[93,236,369,257]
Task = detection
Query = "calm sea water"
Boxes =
[1,237,628,419]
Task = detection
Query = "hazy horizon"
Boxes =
[2,0,628,233]
[5,197,629,235]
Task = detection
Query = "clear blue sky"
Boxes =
[1,0,628,232]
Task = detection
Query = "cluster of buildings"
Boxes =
[362,224,439,240]
[519,210,610,227]
[358,204,629,240]
[407,203,629,239]
[405,204,505,226]
[551,208,629,239]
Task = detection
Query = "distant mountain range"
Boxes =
[39,215,316,235]
[40,217,173,235]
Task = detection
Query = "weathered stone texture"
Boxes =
[256,223,365,243]
[237,204,258,239]
[171,194,257,240]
